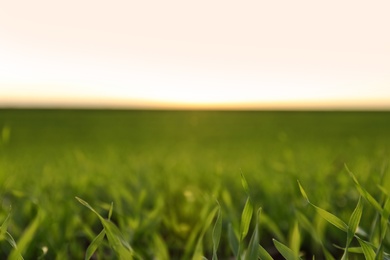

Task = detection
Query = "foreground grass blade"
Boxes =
[193,206,219,260]
[228,224,239,257]
[5,232,24,260]
[212,203,222,260]
[375,243,384,260]
[76,197,104,221]
[241,172,250,195]
[322,248,335,260]
[238,173,254,259]
[184,216,204,258]
[98,213,134,259]
[347,196,363,240]
[376,196,390,259]
[153,234,169,260]
[9,210,43,260]
[342,196,363,260]
[0,212,11,238]
[259,244,274,260]
[296,212,335,260]
[240,173,253,240]
[298,181,348,232]
[334,230,390,259]
[85,229,106,260]
[246,208,261,260]
[273,239,301,260]
[357,237,376,260]
[314,206,348,232]
[240,197,253,241]
[334,245,363,254]
[297,181,310,203]
[245,228,260,260]
[76,197,134,259]
[289,221,300,256]
[345,165,382,213]
[108,202,114,220]
[380,197,390,239]
[1,212,23,260]
[3,232,17,249]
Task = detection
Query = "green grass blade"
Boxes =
[241,172,250,195]
[0,212,17,258]
[311,204,348,232]
[246,233,260,260]
[228,224,239,258]
[345,165,382,213]
[153,234,169,260]
[192,240,204,260]
[0,212,11,239]
[334,244,366,254]
[273,239,300,260]
[357,237,376,260]
[102,219,133,258]
[184,217,204,258]
[376,196,390,259]
[297,181,309,203]
[246,208,261,260]
[322,247,335,260]
[193,206,219,260]
[377,185,389,197]
[259,244,274,260]
[5,232,24,260]
[375,243,384,260]
[343,196,363,259]
[289,221,300,256]
[298,181,348,232]
[348,196,363,238]
[212,203,222,260]
[76,197,105,222]
[108,202,113,220]
[341,246,363,254]
[240,197,253,241]
[9,210,43,260]
[5,232,18,249]
[76,197,134,259]
[380,196,390,239]
[85,229,106,260]
[0,211,18,258]
[296,211,334,260]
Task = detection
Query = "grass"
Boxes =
[0,109,389,259]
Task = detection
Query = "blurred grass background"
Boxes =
[0,109,389,258]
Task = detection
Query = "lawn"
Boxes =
[0,109,389,259]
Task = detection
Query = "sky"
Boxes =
[0,1,389,109]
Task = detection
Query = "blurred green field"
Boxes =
[0,109,389,259]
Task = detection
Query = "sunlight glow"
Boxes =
[1,1,389,109]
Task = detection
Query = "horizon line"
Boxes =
[1,97,390,111]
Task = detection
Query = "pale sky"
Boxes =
[0,1,389,109]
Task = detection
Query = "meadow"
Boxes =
[0,109,389,259]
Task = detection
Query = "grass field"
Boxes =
[0,109,390,259]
